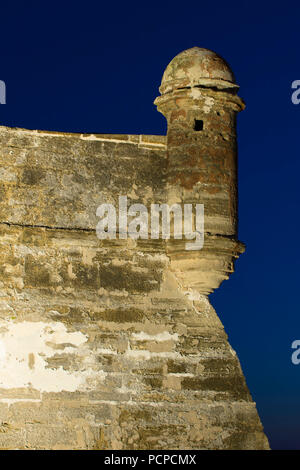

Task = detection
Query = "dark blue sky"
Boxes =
[1,0,300,450]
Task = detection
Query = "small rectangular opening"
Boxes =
[194,119,203,131]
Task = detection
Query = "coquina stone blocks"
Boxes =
[0,48,269,449]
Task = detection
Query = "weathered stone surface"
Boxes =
[0,47,269,449]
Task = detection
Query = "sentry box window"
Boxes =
[194,119,203,131]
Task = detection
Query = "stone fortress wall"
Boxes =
[0,48,269,449]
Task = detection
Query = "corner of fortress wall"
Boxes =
[0,47,270,450]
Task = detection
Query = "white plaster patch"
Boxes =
[96,348,118,355]
[0,341,6,362]
[0,398,41,407]
[184,289,204,301]
[125,349,180,360]
[131,331,179,342]
[0,321,105,392]
[203,96,215,114]
[190,88,203,100]
[168,373,194,377]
